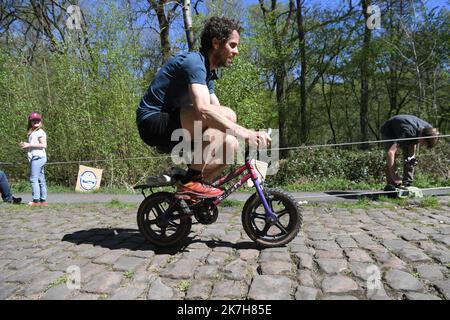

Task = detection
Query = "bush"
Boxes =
[266,142,449,189]
[268,148,384,185]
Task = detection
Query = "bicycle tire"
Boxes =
[242,188,302,247]
[137,192,192,247]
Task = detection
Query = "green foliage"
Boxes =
[215,43,273,130]
[266,143,449,190]
[0,1,448,193]
[106,199,136,209]
[334,198,390,210]
[268,148,386,186]
[46,275,68,291]
[220,199,244,207]
[10,180,31,193]
[282,178,379,192]
[176,280,191,293]
[0,2,173,188]
[419,196,441,209]
[337,197,422,210]
[123,271,135,279]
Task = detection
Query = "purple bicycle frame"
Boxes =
[211,160,278,223]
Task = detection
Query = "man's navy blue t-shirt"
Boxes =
[136,51,217,124]
[380,115,432,145]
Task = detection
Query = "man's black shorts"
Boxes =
[137,111,182,154]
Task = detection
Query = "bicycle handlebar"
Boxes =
[244,128,272,161]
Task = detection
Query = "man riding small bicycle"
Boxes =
[136,16,271,199]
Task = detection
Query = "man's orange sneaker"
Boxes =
[176,181,224,198]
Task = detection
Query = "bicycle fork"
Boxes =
[252,177,278,224]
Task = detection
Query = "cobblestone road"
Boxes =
[0,197,449,300]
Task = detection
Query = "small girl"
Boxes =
[19,112,48,206]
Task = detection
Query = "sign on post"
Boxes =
[75,165,103,192]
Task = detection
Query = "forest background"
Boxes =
[0,0,448,192]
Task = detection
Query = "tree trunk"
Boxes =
[258,0,294,159]
[321,74,337,144]
[360,0,372,150]
[156,2,171,60]
[182,0,195,51]
[151,0,171,61]
[296,0,308,143]
[387,0,398,114]
[275,70,289,158]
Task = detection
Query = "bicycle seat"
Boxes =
[144,167,189,187]
[145,174,174,187]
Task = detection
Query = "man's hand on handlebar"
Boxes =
[248,130,271,148]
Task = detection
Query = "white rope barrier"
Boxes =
[1,134,448,166]
[267,134,450,152]
[45,155,172,165]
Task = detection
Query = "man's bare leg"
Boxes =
[201,128,239,181]
[180,106,238,181]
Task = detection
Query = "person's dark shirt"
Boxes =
[136,51,218,125]
[380,115,432,145]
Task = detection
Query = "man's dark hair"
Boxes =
[421,127,439,148]
[200,16,243,53]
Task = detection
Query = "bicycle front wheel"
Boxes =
[242,188,302,247]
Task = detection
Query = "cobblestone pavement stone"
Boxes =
[0,197,449,300]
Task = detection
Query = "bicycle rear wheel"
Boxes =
[137,192,192,247]
[242,188,302,247]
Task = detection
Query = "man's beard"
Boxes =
[221,56,232,67]
[214,51,231,68]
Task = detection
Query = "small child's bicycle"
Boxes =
[134,130,302,248]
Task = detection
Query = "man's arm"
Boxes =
[406,144,416,158]
[189,83,251,139]
[189,84,270,147]
[210,93,221,107]
[386,143,401,185]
